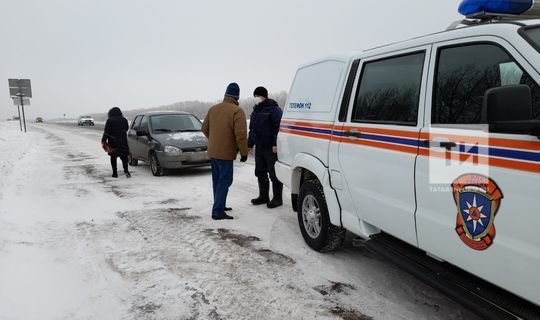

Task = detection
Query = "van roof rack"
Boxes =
[446,14,532,30]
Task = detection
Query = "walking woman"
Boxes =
[102,107,131,178]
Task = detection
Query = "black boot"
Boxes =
[267,183,283,208]
[251,182,270,205]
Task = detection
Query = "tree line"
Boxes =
[91,91,288,121]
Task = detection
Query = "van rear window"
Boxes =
[521,26,540,52]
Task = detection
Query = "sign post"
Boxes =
[17,105,22,131]
[8,79,32,132]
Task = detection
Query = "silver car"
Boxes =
[127,111,210,176]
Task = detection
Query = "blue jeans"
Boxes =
[211,158,233,217]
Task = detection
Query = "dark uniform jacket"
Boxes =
[248,98,282,149]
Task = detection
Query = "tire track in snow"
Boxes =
[73,206,371,319]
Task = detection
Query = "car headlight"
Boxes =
[164,145,182,155]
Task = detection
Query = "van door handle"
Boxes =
[343,129,362,139]
[439,141,457,150]
[423,140,457,150]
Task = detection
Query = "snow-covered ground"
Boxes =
[0,121,478,320]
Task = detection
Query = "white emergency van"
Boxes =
[276,1,540,318]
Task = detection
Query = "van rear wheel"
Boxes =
[298,181,345,252]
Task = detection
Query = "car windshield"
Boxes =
[150,114,202,133]
[521,26,540,52]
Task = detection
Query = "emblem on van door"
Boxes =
[451,174,504,251]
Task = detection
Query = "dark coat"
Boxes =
[102,116,129,157]
[248,98,282,149]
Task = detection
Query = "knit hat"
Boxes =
[253,86,268,98]
[225,82,240,100]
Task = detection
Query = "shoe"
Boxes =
[125,172,131,178]
[112,172,118,178]
[251,181,270,205]
[212,213,234,220]
[267,183,283,209]
[224,207,232,211]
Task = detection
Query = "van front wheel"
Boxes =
[298,181,345,252]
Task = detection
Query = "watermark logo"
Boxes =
[428,128,490,185]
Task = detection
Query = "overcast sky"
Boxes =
[0,0,462,119]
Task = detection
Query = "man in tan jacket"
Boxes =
[202,82,249,220]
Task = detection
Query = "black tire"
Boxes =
[150,152,164,176]
[128,153,138,166]
[297,181,345,252]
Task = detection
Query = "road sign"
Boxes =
[8,79,32,98]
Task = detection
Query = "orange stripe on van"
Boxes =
[341,125,421,139]
[279,128,332,141]
[338,137,419,155]
[280,120,335,129]
[279,120,540,174]
[418,149,540,174]
[419,132,540,152]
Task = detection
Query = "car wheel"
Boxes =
[150,152,164,176]
[128,153,138,166]
[298,180,345,252]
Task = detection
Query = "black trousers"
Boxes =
[254,147,281,185]
[110,155,129,174]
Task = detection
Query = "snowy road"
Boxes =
[0,121,479,320]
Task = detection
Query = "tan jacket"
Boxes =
[202,96,249,160]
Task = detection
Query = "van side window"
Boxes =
[131,116,142,130]
[352,52,425,126]
[433,43,540,124]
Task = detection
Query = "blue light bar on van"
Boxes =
[458,0,536,17]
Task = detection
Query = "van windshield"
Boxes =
[150,114,202,134]
[521,26,540,52]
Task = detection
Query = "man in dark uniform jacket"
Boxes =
[248,87,283,208]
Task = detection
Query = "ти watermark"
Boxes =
[428,127,490,186]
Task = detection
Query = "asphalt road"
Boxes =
[50,120,105,132]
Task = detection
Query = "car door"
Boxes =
[337,46,431,246]
[137,115,152,162]
[127,115,142,158]
[415,37,540,305]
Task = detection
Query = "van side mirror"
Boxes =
[483,85,540,136]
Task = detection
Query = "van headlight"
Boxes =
[164,145,182,155]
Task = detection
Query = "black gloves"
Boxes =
[240,155,248,162]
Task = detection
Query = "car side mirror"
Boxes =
[483,85,540,137]
[136,130,148,137]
